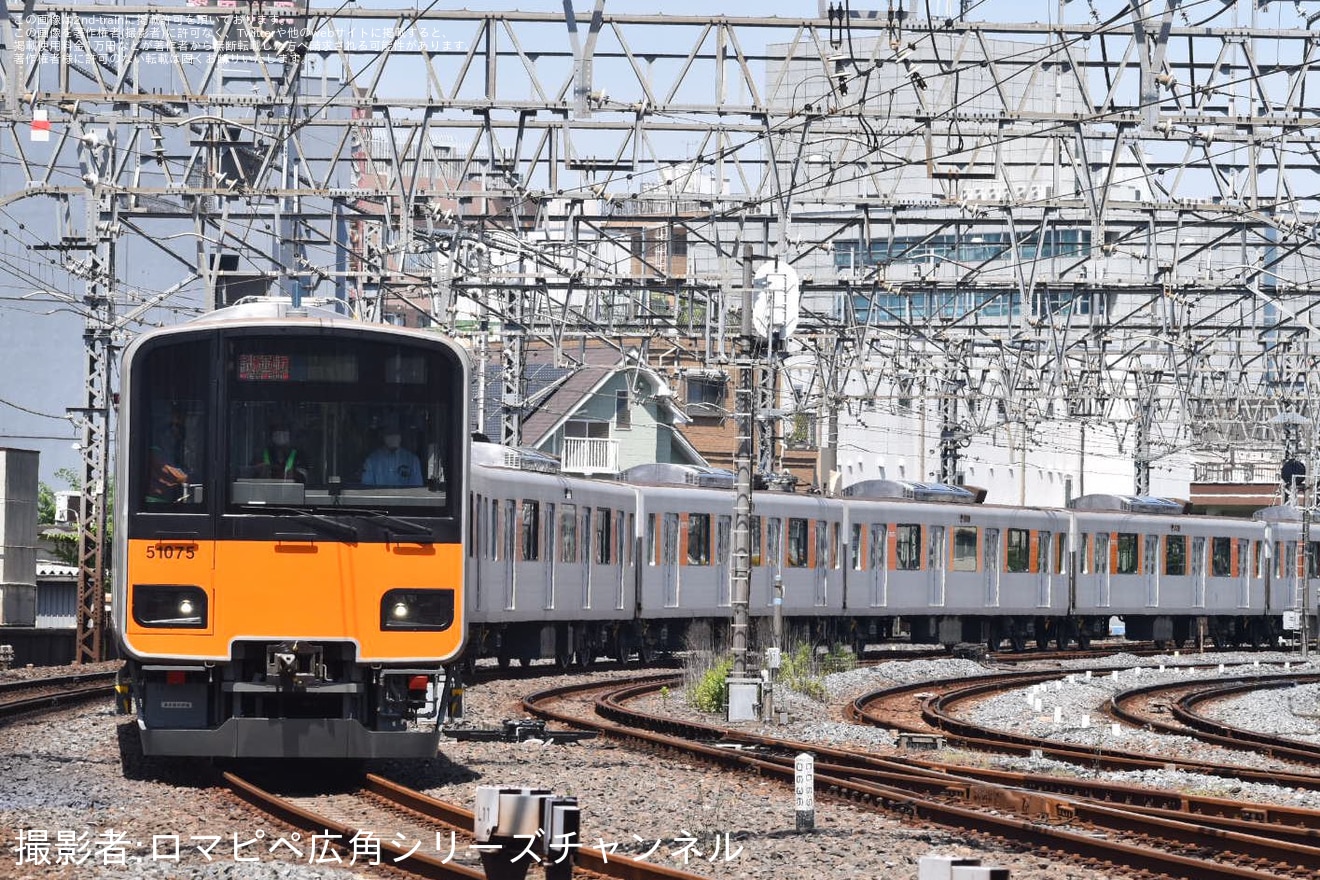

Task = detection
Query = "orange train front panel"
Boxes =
[122,538,464,663]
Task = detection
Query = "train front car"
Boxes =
[112,301,469,759]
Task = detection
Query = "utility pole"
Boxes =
[73,140,117,664]
[731,244,756,678]
[500,259,525,447]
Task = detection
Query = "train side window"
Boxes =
[952,527,978,572]
[687,513,711,565]
[895,523,922,571]
[869,524,886,570]
[1165,534,1186,576]
[1211,537,1232,577]
[1037,530,1052,573]
[1080,533,1092,574]
[521,500,540,561]
[1116,533,1139,574]
[1006,528,1029,573]
[717,515,731,565]
[750,515,763,566]
[1254,541,1263,578]
[830,522,841,569]
[1309,542,1320,578]
[786,518,809,567]
[816,520,829,569]
[596,507,612,565]
[488,498,499,560]
[850,524,863,571]
[560,504,578,563]
[1053,532,1065,573]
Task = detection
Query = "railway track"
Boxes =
[0,670,116,723]
[522,670,1320,880]
[223,769,708,880]
[1108,672,1320,767]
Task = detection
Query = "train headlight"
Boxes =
[132,585,208,629]
[380,589,454,632]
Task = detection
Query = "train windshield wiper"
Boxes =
[320,506,433,542]
[247,505,360,542]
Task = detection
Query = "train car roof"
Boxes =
[841,480,978,504]
[1253,505,1302,523]
[189,296,351,323]
[620,462,735,489]
[471,442,561,474]
[1068,494,1192,515]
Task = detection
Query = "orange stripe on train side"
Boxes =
[122,538,464,662]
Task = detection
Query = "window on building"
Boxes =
[686,375,726,410]
[615,389,631,429]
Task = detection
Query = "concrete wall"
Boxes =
[0,448,39,626]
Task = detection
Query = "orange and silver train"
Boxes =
[112,299,469,759]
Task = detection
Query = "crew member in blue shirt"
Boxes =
[362,416,423,487]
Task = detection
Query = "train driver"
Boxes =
[253,421,309,483]
[361,415,423,487]
[145,407,190,504]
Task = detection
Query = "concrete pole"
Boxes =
[731,244,755,676]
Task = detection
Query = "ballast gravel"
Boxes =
[3,649,1317,879]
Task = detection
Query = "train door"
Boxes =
[662,512,680,607]
[1284,540,1300,609]
[543,501,556,610]
[983,527,1000,607]
[1191,536,1206,608]
[928,525,946,607]
[868,523,887,607]
[1037,531,1052,608]
[1094,532,1110,608]
[1143,534,1159,607]
[716,514,731,606]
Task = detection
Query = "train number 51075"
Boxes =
[144,543,197,560]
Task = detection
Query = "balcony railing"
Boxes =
[562,437,619,475]
[1191,462,1280,484]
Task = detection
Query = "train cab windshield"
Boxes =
[133,329,465,522]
